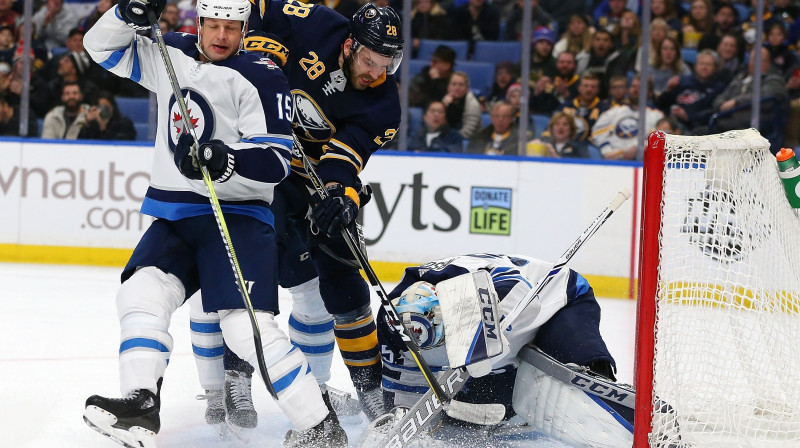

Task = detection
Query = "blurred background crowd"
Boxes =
[2,0,798,160]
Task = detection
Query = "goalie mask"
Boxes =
[391,281,444,349]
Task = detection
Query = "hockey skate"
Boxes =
[224,370,257,443]
[83,384,161,448]
[282,410,348,448]
[356,386,385,421]
[196,388,229,440]
[324,386,361,418]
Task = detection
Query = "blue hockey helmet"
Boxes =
[391,281,444,349]
[349,3,404,74]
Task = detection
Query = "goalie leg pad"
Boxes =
[117,266,184,395]
[188,293,224,391]
[288,277,335,385]
[219,309,327,431]
[512,360,633,448]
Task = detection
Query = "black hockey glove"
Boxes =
[310,184,359,238]
[118,0,166,29]
[173,133,236,182]
[243,31,289,66]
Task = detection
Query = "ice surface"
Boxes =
[0,263,636,448]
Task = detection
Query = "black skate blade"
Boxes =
[84,405,157,448]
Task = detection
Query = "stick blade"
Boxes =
[446,400,506,425]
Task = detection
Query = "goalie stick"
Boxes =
[360,189,632,448]
[146,9,278,400]
[291,136,496,424]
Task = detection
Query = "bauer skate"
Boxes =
[196,388,229,440]
[224,369,257,443]
[84,383,160,448]
[283,410,348,448]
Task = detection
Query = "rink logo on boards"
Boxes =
[470,187,511,235]
[0,162,152,231]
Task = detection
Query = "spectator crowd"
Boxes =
[2,0,800,159]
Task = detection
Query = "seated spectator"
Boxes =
[31,50,97,118]
[538,0,584,38]
[554,72,609,142]
[682,0,714,49]
[710,46,789,135]
[41,81,90,139]
[78,90,136,141]
[576,29,625,79]
[160,2,180,32]
[743,0,783,48]
[450,0,500,55]
[527,27,557,83]
[553,15,592,59]
[640,18,672,69]
[765,22,798,79]
[409,44,455,108]
[505,82,523,122]
[697,3,740,53]
[407,100,463,153]
[486,61,518,109]
[651,37,692,98]
[0,24,14,66]
[591,75,664,160]
[30,0,92,51]
[611,10,641,75]
[527,112,589,158]
[410,0,453,58]
[443,71,482,139]
[37,28,106,88]
[604,74,629,107]
[0,0,20,29]
[78,0,117,32]
[0,93,38,136]
[650,0,682,37]
[656,49,725,133]
[716,33,744,83]
[655,116,682,134]
[503,0,554,42]
[594,0,626,34]
[468,101,532,156]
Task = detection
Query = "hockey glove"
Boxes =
[310,184,360,238]
[118,0,166,29]
[173,133,236,182]
[243,31,289,66]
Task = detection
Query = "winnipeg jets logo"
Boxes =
[322,69,346,96]
[167,89,214,151]
[292,90,335,142]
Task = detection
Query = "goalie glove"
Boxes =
[309,183,360,238]
[243,31,289,66]
[173,133,235,182]
[118,0,166,30]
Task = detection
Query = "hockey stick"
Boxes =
[292,135,446,400]
[146,10,278,400]
[361,189,632,447]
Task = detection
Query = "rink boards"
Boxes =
[0,139,641,298]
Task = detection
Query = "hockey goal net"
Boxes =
[635,129,800,448]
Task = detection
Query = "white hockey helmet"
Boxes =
[391,281,444,349]
[196,0,251,22]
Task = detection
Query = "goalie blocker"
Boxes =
[374,253,629,447]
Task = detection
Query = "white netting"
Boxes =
[650,129,800,447]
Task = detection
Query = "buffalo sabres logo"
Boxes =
[574,116,589,140]
[615,116,638,139]
[167,89,215,151]
[364,7,376,18]
[292,89,335,142]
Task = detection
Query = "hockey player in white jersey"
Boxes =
[375,253,634,448]
[81,0,347,447]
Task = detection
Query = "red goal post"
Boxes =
[634,129,800,447]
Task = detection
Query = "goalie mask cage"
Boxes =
[634,129,800,448]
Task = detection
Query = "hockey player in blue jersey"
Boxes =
[80,0,347,447]
[373,253,635,448]
[193,0,404,428]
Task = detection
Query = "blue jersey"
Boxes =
[249,0,401,188]
[85,7,294,226]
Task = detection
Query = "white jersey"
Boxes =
[379,254,595,404]
[590,104,664,159]
[84,8,295,225]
